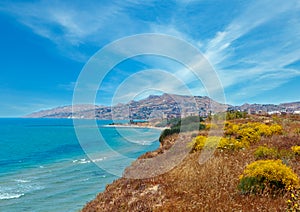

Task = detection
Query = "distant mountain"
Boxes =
[24,104,102,119]
[25,93,300,119]
[230,101,300,114]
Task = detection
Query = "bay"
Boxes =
[0,118,161,212]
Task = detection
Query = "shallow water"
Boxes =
[0,118,161,212]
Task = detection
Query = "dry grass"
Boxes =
[82,115,300,212]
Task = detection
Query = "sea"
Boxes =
[0,118,161,212]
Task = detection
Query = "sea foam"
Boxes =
[0,192,24,200]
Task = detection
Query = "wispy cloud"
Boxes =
[1,0,299,106]
[57,82,76,91]
[111,69,194,104]
[205,0,299,64]
[0,1,129,41]
[192,0,300,103]
[0,1,157,61]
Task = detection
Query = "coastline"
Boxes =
[103,124,167,130]
[81,115,300,211]
[81,130,197,212]
[0,118,163,212]
[81,132,179,212]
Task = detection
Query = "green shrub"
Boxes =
[159,128,180,143]
[254,146,278,160]
[155,120,168,127]
[277,149,295,160]
[238,160,299,194]
[180,122,205,132]
[254,146,294,160]
[158,116,206,142]
[295,128,300,136]
[226,111,247,120]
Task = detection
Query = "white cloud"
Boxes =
[0,1,155,61]
[57,82,76,91]
[112,69,195,104]
[1,0,299,105]
[1,1,123,42]
[205,0,298,66]
[191,0,300,103]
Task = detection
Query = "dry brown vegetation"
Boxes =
[82,115,300,212]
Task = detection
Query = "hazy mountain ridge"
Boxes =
[24,104,102,118]
[25,94,300,119]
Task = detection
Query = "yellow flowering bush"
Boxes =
[205,123,219,130]
[291,146,300,156]
[238,127,261,144]
[218,137,249,151]
[190,122,284,152]
[189,135,249,152]
[225,122,283,144]
[189,136,220,151]
[238,160,299,194]
[269,124,283,135]
[254,146,278,159]
[189,135,206,151]
[224,122,239,136]
[286,186,300,211]
[225,123,259,144]
[256,124,273,136]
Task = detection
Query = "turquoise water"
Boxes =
[0,118,161,212]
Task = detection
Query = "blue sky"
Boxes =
[0,0,300,117]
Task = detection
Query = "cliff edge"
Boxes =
[81,116,300,211]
